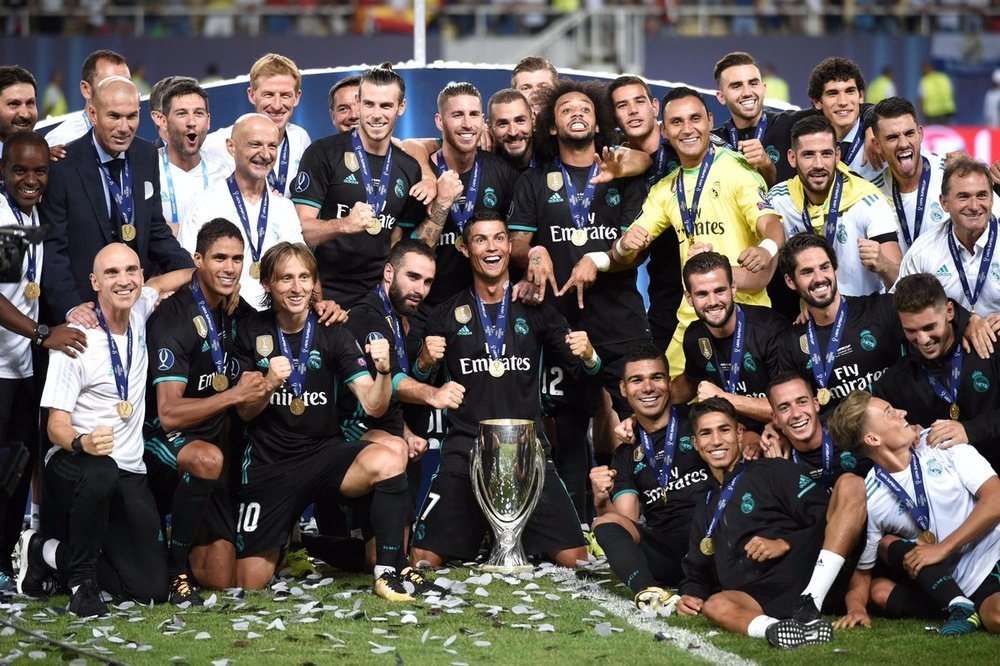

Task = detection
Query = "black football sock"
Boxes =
[168,474,215,577]
[553,410,592,523]
[593,522,654,593]
[370,473,409,570]
[886,539,964,609]
[300,533,367,572]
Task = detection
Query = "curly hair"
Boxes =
[532,78,617,165]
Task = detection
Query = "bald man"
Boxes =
[44,49,130,148]
[17,244,192,616]
[180,113,305,310]
[40,76,193,326]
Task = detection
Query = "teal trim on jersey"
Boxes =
[797,479,817,498]
[152,375,188,385]
[391,371,407,396]
[241,441,253,486]
[611,488,638,502]
[399,221,416,230]
[290,197,321,209]
[412,361,432,381]
[508,224,536,232]
[345,370,369,384]
[584,354,602,375]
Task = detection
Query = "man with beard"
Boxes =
[487,89,535,172]
[873,273,1000,473]
[767,116,901,297]
[44,50,130,148]
[898,157,1000,316]
[292,64,429,309]
[0,66,38,153]
[329,75,360,133]
[201,53,310,198]
[589,342,711,614]
[872,98,1000,255]
[675,251,787,435]
[180,114,304,310]
[410,212,592,568]
[608,75,682,351]
[154,80,228,235]
[612,87,783,379]
[774,233,905,416]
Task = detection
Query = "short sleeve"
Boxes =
[610,444,639,500]
[289,141,333,208]
[863,194,901,240]
[732,163,776,232]
[148,311,191,386]
[507,171,539,234]
[40,335,86,413]
[330,326,371,385]
[631,177,674,240]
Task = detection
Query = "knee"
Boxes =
[978,595,1000,633]
[367,442,407,481]
[76,455,119,496]
[410,548,443,568]
[833,473,866,507]
[178,442,223,479]
[236,567,273,591]
[870,577,896,608]
[552,546,587,568]
[701,595,728,622]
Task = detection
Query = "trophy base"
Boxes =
[480,562,533,574]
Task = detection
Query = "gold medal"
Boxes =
[817,387,831,406]
[366,219,382,236]
[249,261,261,280]
[950,403,960,421]
[571,228,588,247]
[489,359,506,378]
[290,397,306,416]
[212,374,229,392]
[121,223,136,241]
[454,235,465,251]
[699,537,715,557]
[24,281,40,300]
[116,400,134,420]
[918,530,937,545]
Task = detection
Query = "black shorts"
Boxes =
[412,463,585,562]
[144,426,237,543]
[883,542,1000,615]
[236,439,369,558]
[638,524,689,587]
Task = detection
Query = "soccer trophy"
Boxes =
[471,418,546,572]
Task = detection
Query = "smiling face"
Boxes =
[685,268,736,330]
[436,93,483,156]
[662,95,712,167]
[248,73,300,133]
[812,78,863,138]
[89,79,140,156]
[387,252,435,316]
[941,170,993,239]
[789,131,839,201]
[460,218,510,282]
[330,84,360,132]
[194,235,244,301]
[489,98,533,163]
[163,92,210,163]
[359,81,405,145]
[898,302,955,361]
[264,254,316,317]
[611,83,660,143]
[90,243,144,314]
[551,91,598,150]
[715,63,765,125]
[0,82,37,139]
[768,377,821,450]
[784,246,839,309]
[862,396,918,454]
[620,358,671,422]
[228,115,279,183]
[692,410,743,474]
[874,114,923,181]
[1,140,48,213]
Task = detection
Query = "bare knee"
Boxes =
[870,577,896,608]
[978,594,1000,633]
[363,441,407,481]
[178,441,224,480]
[411,548,443,568]
[235,552,278,590]
[190,540,236,590]
[552,546,587,568]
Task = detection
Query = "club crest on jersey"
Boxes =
[193,316,208,338]
[679,435,693,452]
[633,446,643,462]
[606,188,621,207]
[157,348,175,371]
[710,182,720,199]
[927,459,943,477]
[454,305,472,324]
[308,350,322,370]
[743,352,757,372]
[740,492,755,514]
[766,145,780,163]
[860,329,877,351]
[973,370,991,393]
[836,223,848,245]
[840,451,857,471]
[344,152,360,172]
[256,335,274,356]
[515,317,529,336]
[484,187,498,209]
[546,171,564,191]
[395,178,406,198]
[699,338,713,360]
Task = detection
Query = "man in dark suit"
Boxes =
[39,76,192,324]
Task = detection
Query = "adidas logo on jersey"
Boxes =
[457,325,473,336]
[201,341,210,352]
[548,192,564,204]
[344,173,359,185]
[936,264,952,278]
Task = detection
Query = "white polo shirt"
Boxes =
[158,149,229,226]
[201,123,311,198]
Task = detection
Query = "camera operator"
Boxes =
[0,132,85,591]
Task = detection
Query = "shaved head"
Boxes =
[93,242,140,275]
[232,112,279,143]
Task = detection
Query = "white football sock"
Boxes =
[802,549,846,609]
[747,615,778,638]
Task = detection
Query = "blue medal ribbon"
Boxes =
[0,187,35,285]
[376,284,409,374]
[947,216,998,313]
[806,298,848,391]
[676,147,715,238]
[351,129,394,214]
[873,453,933,533]
[472,285,510,362]
[710,306,745,394]
[94,303,133,404]
[226,175,269,267]
[644,141,670,192]
[841,127,864,165]
[190,274,227,380]
[161,147,209,224]
[557,158,600,231]
[891,156,931,248]
[101,156,134,225]
[922,341,963,410]
[802,171,843,246]
[435,151,481,233]
[276,311,316,399]
[724,113,768,151]
[637,407,679,496]
[704,468,746,540]
[791,427,835,489]
[266,135,290,194]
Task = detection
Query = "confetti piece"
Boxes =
[595,622,613,637]
[401,614,418,624]
[247,632,262,639]
[266,618,286,631]
[474,640,492,647]
[195,632,211,640]
[443,635,457,647]
[537,624,555,632]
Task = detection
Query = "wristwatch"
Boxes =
[71,433,85,455]
[32,324,50,348]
